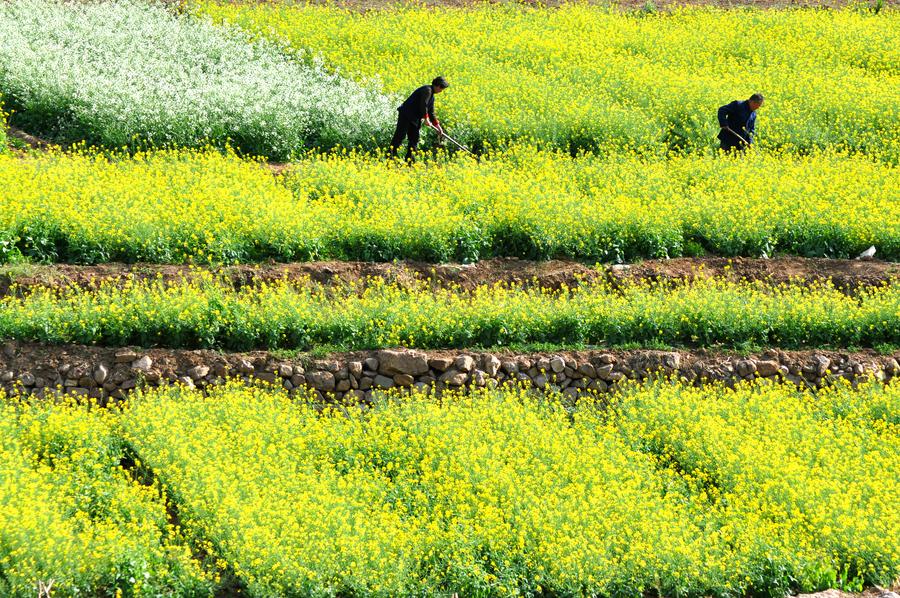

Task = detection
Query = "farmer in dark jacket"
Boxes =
[717,93,764,151]
[389,77,448,163]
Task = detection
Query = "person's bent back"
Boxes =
[389,76,448,163]
[717,93,764,151]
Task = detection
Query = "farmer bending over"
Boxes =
[717,93,764,151]
[389,76,448,163]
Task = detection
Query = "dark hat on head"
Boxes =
[432,76,449,88]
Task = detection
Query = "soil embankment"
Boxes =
[2,257,896,297]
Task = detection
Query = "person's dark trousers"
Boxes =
[389,115,421,163]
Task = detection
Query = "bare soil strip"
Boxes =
[6,126,54,150]
[1,257,895,297]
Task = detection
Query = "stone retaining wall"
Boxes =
[2,342,897,403]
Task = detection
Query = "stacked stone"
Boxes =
[2,343,898,404]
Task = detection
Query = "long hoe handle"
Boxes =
[428,123,477,157]
[724,126,751,147]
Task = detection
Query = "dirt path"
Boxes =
[6,126,54,150]
[1,257,896,297]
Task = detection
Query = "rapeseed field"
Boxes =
[200,2,900,161]
[5,381,891,597]
[5,381,897,596]
[1,147,896,264]
[0,1,897,595]
[0,396,211,596]
[1,275,897,350]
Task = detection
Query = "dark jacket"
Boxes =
[397,85,437,123]
[717,100,757,146]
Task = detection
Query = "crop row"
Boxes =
[1,275,897,350]
[0,0,393,159]
[201,2,900,162]
[2,146,897,265]
[0,399,211,596]
[2,1,897,160]
[1,380,897,596]
[612,381,900,589]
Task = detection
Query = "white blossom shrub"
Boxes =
[0,0,396,159]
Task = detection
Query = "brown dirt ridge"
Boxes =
[1,256,896,297]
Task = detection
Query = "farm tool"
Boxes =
[426,121,477,158]
[723,126,752,147]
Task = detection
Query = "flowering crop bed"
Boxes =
[4,381,895,595]
[0,398,211,596]
[0,0,393,159]
[1,147,897,265]
[200,2,900,162]
[2,1,898,594]
[1,275,897,350]
[613,380,900,586]
[119,381,899,596]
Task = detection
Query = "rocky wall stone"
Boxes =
[1,342,897,405]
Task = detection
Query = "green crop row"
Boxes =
[1,146,897,265]
[1,274,897,351]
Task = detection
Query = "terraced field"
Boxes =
[1,148,897,264]
[1,382,898,596]
[0,0,898,595]
[201,2,900,161]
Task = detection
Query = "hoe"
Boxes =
[426,121,477,158]
[723,126,752,147]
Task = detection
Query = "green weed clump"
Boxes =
[0,97,7,151]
